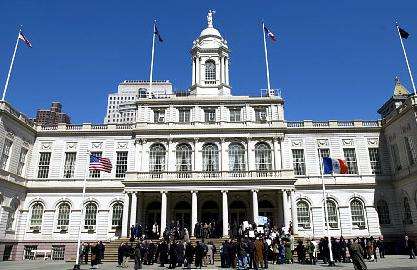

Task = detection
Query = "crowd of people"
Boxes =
[79,220,417,270]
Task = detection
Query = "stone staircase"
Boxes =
[103,238,225,262]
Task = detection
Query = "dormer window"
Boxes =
[204,109,216,123]
[205,60,216,84]
[153,109,165,123]
[255,108,267,123]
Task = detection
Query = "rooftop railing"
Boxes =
[286,120,381,128]
[36,119,381,132]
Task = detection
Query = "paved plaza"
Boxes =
[1,256,417,270]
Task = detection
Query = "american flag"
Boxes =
[89,155,112,173]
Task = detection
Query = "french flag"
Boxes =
[323,157,348,174]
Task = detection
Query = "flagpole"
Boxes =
[396,22,417,95]
[149,20,156,97]
[319,155,335,266]
[262,22,271,92]
[73,151,90,270]
[2,28,21,101]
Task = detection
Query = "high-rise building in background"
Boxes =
[34,102,71,126]
[104,80,173,124]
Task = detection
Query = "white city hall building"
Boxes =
[1,13,417,261]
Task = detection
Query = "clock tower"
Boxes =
[190,10,231,96]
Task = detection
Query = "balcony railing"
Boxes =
[125,169,294,181]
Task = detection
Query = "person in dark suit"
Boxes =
[134,242,142,270]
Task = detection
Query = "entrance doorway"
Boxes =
[173,201,191,231]
[201,200,220,223]
[145,201,161,238]
[229,200,247,225]
[259,199,275,226]
[3,244,12,261]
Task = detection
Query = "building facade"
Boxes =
[0,12,416,261]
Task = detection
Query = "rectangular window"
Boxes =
[204,109,216,123]
[37,152,51,178]
[24,245,38,260]
[89,152,102,178]
[343,148,358,174]
[0,139,13,170]
[391,144,401,171]
[229,108,241,122]
[292,149,306,175]
[16,148,28,176]
[255,108,267,122]
[153,110,165,123]
[179,109,190,123]
[318,148,330,159]
[404,136,416,166]
[52,245,65,260]
[63,152,76,178]
[368,148,381,175]
[115,151,128,178]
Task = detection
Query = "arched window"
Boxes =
[255,143,272,171]
[376,200,390,225]
[205,60,216,84]
[84,202,97,230]
[6,198,19,230]
[176,144,192,175]
[111,202,123,228]
[403,197,413,225]
[57,202,70,228]
[30,203,44,229]
[297,200,311,229]
[202,143,219,175]
[326,199,339,229]
[149,144,166,173]
[350,199,366,228]
[228,143,246,172]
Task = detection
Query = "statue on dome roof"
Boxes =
[207,10,215,28]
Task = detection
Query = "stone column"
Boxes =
[134,139,142,172]
[222,190,229,238]
[191,191,198,237]
[130,192,137,228]
[290,190,299,235]
[252,189,259,224]
[196,57,200,85]
[167,139,175,172]
[220,139,227,172]
[225,57,229,85]
[192,57,196,85]
[121,192,130,237]
[219,56,223,84]
[273,138,281,171]
[282,190,290,232]
[160,191,167,237]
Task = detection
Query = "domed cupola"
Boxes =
[190,10,231,96]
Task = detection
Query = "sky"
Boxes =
[0,0,417,124]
